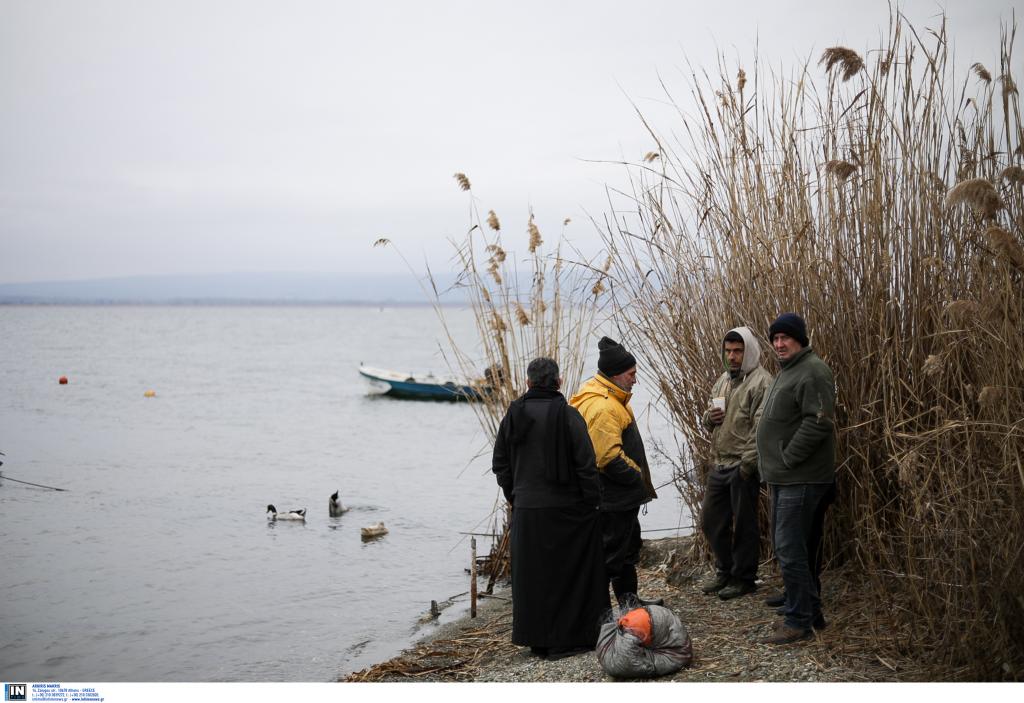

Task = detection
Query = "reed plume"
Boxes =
[972,62,993,83]
[985,225,1024,272]
[454,172,472,191]
[820,46,864,81]
[945,178,1004,219]
[999,165,1024,184]
[825,160,858,182]
[487,210,501,231]
[527,215,542,252]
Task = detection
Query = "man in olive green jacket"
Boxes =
[700,326,773,600]
[570,336,660,608]
[756,313,836,645]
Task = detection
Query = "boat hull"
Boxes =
[358,366,482,402]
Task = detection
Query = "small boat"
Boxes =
[358,365,483,402]
[360,521,389,539]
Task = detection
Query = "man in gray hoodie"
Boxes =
[700,326,773,600]
[756,313,837,645]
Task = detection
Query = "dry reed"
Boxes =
[599,13,1024,680]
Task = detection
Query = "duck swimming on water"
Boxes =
[267,504,306,521]
[329,490,348,517]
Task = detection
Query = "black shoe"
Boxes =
[636,597,665,607]
[718,579,757,600]
[764,591,786,607]
[529,646,549,659]
[545,646,591,661]
[701,574,730,594]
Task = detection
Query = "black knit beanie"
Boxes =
[767,313,809,347]
[597,336,637,376]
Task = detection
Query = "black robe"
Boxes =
[492,389,609,649]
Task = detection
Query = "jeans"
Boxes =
[770,483,834,630]
[701,465,760,582]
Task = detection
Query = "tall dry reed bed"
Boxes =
[600,14,1024,679]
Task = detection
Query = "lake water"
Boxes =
[0,305,690,682]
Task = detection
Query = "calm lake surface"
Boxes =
[0,305,689,681]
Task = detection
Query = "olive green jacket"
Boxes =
[756,346,836,484]
[702,360,773,479]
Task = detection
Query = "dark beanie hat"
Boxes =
[597,336,637,376]
[768,313,809,347]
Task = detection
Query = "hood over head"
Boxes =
[724,326,762,375]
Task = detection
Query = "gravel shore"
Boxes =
[345,536,931,683]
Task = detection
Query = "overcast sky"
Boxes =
[0,0,1016,283]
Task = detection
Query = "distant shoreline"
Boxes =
[0,299,465,307]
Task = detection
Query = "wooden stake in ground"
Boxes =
[470,537,477,618]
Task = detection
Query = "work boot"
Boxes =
[775,607,826,628]
[759,623,813,645]
[636,596,665,607]
[700,573,730,595]
[763,591,786,607]
[718,579,757,600]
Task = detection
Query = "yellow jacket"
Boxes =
[570,374,657,509]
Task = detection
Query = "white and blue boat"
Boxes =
[358,365,484,402]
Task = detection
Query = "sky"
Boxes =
[0,0,1017,284]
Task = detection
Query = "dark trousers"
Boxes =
[770,483,835,630]
[701,465,760,583]
[601,507,642,602]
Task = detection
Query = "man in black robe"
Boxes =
[492,357,608,659]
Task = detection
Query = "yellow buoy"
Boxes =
[143,390,156,398]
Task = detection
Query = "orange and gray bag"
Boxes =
[596,605,693,678]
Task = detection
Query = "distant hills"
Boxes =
[0,272,468,305]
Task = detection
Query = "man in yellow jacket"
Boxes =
[570,336,660,607]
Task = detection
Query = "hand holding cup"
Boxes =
[709,397,726,424]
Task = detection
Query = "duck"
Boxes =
[266,504,306,521]
[360,521,388,539]
[329,490,349,517]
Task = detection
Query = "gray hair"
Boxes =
[526,357,560,388]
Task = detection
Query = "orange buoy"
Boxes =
[143,390,156,398]
[58,376,68,385]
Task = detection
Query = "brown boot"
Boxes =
[760,623,813,645]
